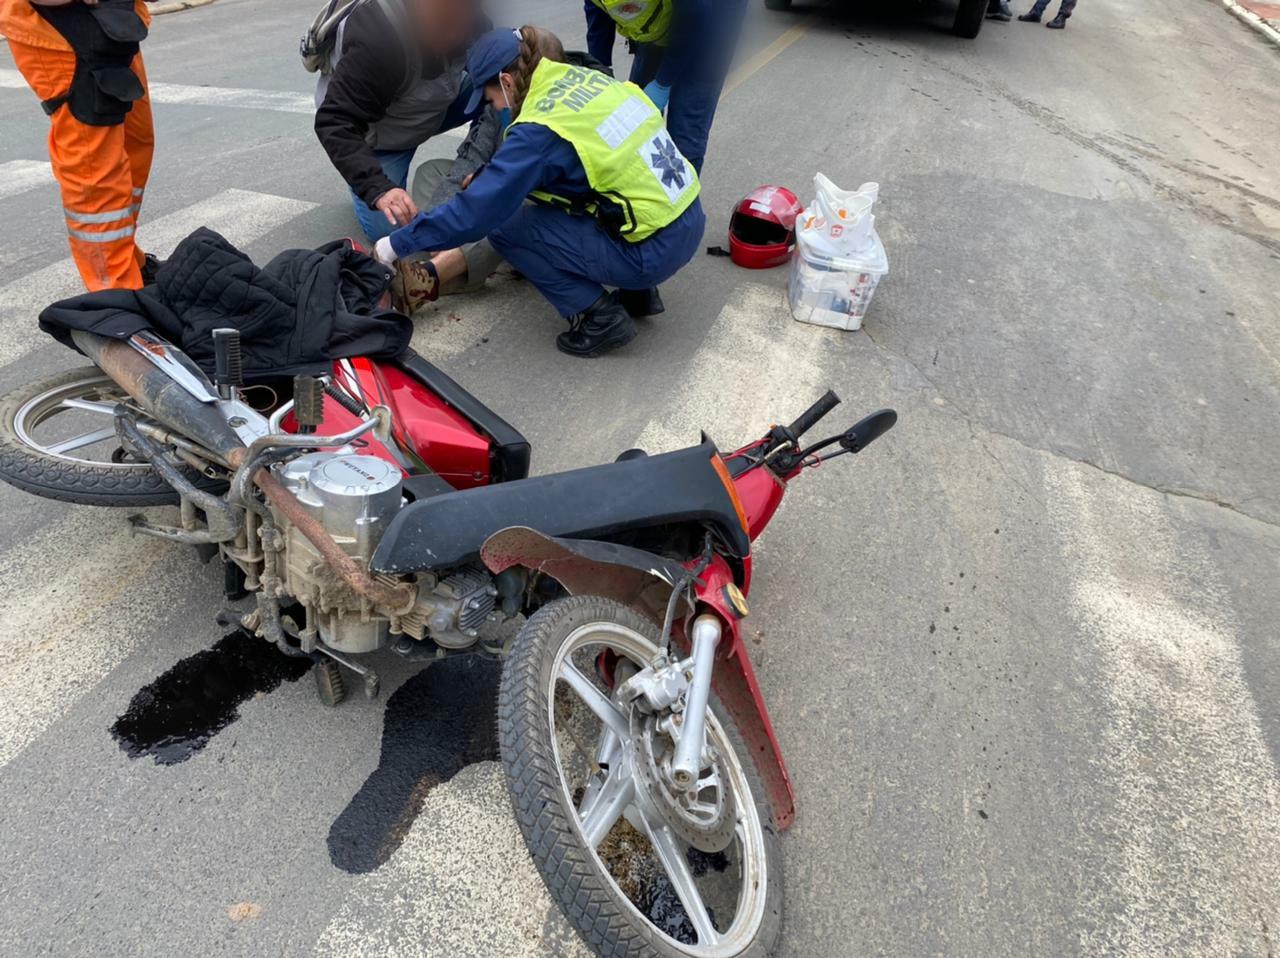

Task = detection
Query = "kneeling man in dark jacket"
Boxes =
[313,0,488,244]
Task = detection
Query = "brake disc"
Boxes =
[634,712,737,853]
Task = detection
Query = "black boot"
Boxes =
[615,287,665,318]
[557,293,638,358]
[1046,12,1067,26]
[1017,10,1041,20]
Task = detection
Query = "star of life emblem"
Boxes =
[641,133,692,201]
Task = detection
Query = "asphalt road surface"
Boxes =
[1,0,1278,955]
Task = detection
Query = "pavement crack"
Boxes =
[975,432,1050,513]
[859,329,1279,532]
[981,422,1279,532]
[916,52,1280,255]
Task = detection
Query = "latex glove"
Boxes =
[643,80,671,113]
[373,236,398,267]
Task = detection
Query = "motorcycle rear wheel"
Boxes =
[498,595,783,957]
[0,366,215,507]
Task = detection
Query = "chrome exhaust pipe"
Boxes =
[70,330,244,461]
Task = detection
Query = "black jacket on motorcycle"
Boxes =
[39,228,412,381]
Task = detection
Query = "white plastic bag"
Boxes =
[788,175,888,331]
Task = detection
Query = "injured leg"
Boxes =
[430,248,468,287]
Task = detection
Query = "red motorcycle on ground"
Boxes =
[0,318,894,957]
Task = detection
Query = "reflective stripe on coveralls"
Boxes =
[5,43,154,291]
[508,59,699,243]
[587,0,672,43]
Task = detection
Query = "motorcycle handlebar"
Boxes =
[785,390,841,441]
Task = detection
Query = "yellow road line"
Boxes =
[721,17,815,101]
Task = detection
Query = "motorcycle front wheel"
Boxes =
[0,366,215,506]
[498,595,783,957]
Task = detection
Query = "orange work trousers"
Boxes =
[7,40,155,291]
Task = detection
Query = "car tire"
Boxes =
[953,0,987,36]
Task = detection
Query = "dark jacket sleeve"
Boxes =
[313,3,410,208]
[583,0,617,67]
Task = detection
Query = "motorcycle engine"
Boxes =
[273,451,497,653]
[277,452,403,653]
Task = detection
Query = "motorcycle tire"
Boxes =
[498,594,784,958]
[0,366,220,507]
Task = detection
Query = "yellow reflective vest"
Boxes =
[509,59,699,243]
[587,0,672,44]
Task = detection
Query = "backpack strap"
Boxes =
[299,0,365,73]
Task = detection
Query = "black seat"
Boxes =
[369,441,748,574]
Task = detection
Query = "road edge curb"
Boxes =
[152,0,218,16]
[1217,0,1280,48]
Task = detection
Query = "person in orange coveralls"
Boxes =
[1,0,156,290]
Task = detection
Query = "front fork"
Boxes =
[669,614,722,787]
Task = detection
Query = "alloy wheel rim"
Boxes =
[545,620,769,956]
[13,374,145,468]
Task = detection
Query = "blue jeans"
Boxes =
[489,201,706,317]
[349,79,480,242]
[1028,0,1076,15]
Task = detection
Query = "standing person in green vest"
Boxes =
[372,26,705,359]
[583,0,747,175]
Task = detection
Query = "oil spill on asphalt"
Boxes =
[328,654,501,874]
[111,631,312,765]
[642,849,729,943]
[645,877,698,943]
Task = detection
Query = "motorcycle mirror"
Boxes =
[839,408,898,454]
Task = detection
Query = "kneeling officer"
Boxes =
[374,26,704,359]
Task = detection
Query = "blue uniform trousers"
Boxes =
[626,0,748,174]
[489,200,706,317]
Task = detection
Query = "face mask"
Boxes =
[495,75,513,130]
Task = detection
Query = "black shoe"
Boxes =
[615,287,665,318]
[1046,12,1066,26]
[1017,11,1041,19]
[140,253,161,286]
[556,294,638,358]
[987,3,1012,19]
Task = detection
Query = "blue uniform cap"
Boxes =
[464,28,522,114]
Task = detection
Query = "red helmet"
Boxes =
[728,186,802,269]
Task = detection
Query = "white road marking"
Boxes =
[149,80,316,114]
[1045,462,1280,954]
[0,508,202,769]
[0,68,313,114]
[314,762,590,958]
[632,281,842,453]
[0,68,464,136]
[0,187,316,370]
[0,159,54,201]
